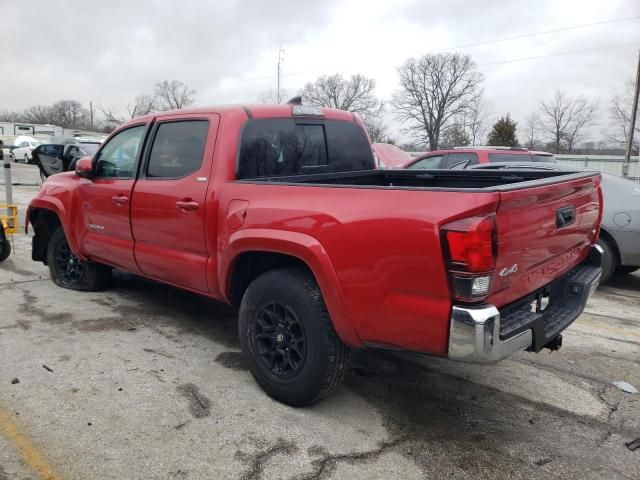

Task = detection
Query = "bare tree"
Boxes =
[22,105,54,124]
[440,125,470,149]
[523,112,543,149]
[127,94,158,118]
[300,74,381,116]
[0,110,25,122]
[364,110,395,144]
[392,53,484,150]
[539,90,597,153]
[96,104,125,126]
[455,94,491,146]
[154,80,196,110]
[300,73,389,142]
[50,100,90,129]
[606,79,640,153]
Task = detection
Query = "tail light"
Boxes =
[441,214,497,303]
[594,175,603,242]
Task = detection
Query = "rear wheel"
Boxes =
[239,268,349,406]
[597,237,616,283]
[616,265,639,275]
[46,227,111,290]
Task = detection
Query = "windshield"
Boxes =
[79,143,100,156]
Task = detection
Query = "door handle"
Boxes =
[176,199,199,211]
[556,206,575,228]
[112,195,128,206]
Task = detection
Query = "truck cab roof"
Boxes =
[130,104,357,125]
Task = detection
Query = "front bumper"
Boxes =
[448,244,603,363]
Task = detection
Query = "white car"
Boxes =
[12,138,42,164]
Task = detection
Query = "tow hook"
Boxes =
[543,335,563,351]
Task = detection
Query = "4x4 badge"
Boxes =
[499,264,518,277]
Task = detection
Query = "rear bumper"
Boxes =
[448,244,602,363]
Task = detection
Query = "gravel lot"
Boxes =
[1,162,639,480]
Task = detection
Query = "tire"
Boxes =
[0,239,10,262]
[239,268,349,406]
[597,237,616,283]
[24,154,29,164]
[616,265,639,275]
[46,227,111,291]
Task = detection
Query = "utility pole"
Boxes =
[3,148,13,230]
[277,47,284,103]
[89,101,94,131]
[623,49,640,178]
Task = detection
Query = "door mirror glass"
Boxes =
[75,157,94,178]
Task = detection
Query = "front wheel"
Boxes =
[46,227,111,290]
[0,237,10,262]
[239,268,349,406]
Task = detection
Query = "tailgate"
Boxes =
[489,173,601,307]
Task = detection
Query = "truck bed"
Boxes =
[237,168,597,191]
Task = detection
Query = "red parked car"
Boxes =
[372,142,411,168]
[405,146,555,170]
[27,105,603,405]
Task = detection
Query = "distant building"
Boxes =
[0,122,106,145]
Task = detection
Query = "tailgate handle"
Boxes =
[556,206,575,228]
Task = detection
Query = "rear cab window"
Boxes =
[237,119,374,179]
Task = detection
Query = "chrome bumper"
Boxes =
[448,244,603,364]
[448,305,532,363]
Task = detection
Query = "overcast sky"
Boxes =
[1,0,639,138]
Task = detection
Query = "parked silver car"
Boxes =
[597,173,640,281]
[465,162,640,282]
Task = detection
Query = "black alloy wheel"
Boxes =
[251,301,307,379]
[54,240,86,286]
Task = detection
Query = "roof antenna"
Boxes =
[286,96,302,105]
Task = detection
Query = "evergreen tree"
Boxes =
[487,115,518,146]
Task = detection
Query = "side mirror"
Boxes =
[75,157,94,178]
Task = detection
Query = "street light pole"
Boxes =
[3,151,13,230]
[277,47,284,103]
[623,50,640,178]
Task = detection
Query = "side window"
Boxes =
[146,121,209,179]
[95,125,145,179]
[237,119,373,179]
[442,152,478,169]
[407,155,443,169]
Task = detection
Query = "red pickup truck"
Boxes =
[27,104,603,405]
